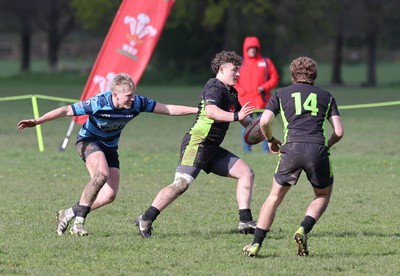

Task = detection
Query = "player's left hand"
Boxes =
[238,101,255,121]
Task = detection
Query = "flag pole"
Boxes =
[59,120,75,151]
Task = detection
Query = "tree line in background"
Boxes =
[0,0,399,86]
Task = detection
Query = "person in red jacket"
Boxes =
[235,36,279,152]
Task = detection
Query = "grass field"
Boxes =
[0,64,399,275]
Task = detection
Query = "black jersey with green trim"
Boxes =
[266,82,340,145]
[188,78,241,145]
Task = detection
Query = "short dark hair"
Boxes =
[211,51,242,75]
[290,57,317,84]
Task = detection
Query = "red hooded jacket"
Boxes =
[235,36,279,109]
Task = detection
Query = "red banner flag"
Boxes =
[74,0,175,125]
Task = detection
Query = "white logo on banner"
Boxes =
[92,14,158,93]
[122,14,158,56]
[93,72,117,92]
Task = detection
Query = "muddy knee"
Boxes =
[169,173,194,195]
[169,177,189,195]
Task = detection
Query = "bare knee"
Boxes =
[232,163,254,182]
[267,193,283,204]
[314,185,333,200]
[248,168,255,182]
[268,181,291,205]
[106,192,117,203]
[241,168,255,187]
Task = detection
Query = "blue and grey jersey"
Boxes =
[71,91,156,148]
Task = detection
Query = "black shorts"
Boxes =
[75,139,120,169]
[177,134,239,177]
[274,143,333,189]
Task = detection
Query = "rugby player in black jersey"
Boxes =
[135,51,259,238]
[242,57,344,257]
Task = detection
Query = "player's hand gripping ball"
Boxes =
[243,118,264,145]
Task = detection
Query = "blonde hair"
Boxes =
[110,73,136,93]
[290,57,317,84]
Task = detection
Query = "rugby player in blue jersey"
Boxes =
[17,73,198,236]
[242,57,344,257]
[135,51,259,238]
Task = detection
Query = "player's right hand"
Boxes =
[17,119,37,130]
[269,138,281,154]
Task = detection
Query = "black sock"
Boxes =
[300,215,316,234]
[72,204,91,218]
[239,209,253,222]
[253,227,269,246]
[142,206,160,222]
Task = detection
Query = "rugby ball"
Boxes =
[244,118,265,145]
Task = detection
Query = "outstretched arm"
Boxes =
[153,102,198,116]
[327,115,344,148]
[17,105,74,130]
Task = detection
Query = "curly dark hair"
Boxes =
[290,57,318,84]
[210,51,242,75]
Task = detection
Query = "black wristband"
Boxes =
[267,136,275,143]
[233,112,239,121]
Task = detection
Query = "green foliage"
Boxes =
[169,0,273,30]
[1,72,400,274]
[240,0,272,15]
[71,0,121,32]
[46,0,400,86]
[203,1,225,29]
